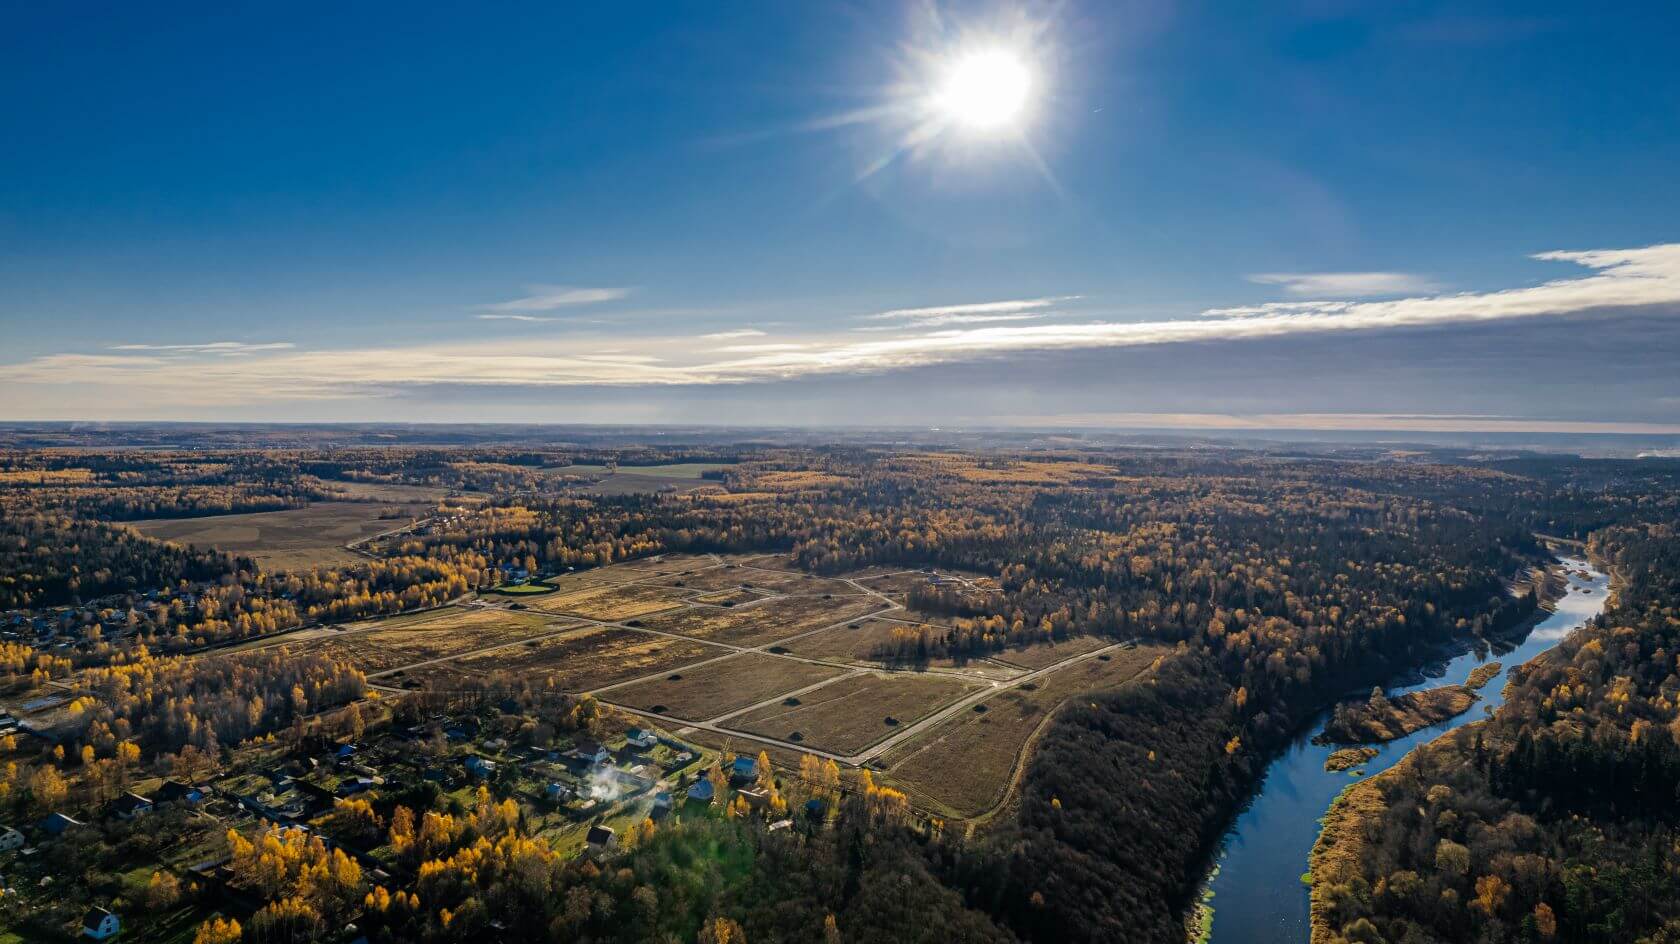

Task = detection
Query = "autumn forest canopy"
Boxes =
[0,431,1677,943]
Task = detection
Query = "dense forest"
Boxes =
[1311,492,1680,943]
[0,514,238,609]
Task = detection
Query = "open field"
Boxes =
[283,608,559,673]
[401,624,726,691]
[647,564,775,592]
[781,618,1023,678]
[853,571,934,596]
[694,587,770,607]
[565,463,736,495]
[645,557,860,595]
[525,582,691,620]
[598,553,714,576]
[879,644,1165,817]
[724,671,980,754]
[130,501,428,571]
[543,555,713,592]
[541,568,644,591]
[990,635,1116,670]
[636,594,884,646]
[608,653,848,719]
[561,463,735,479]
[325,480,453,503]
[489,581,556,595]
[784,617,909,663]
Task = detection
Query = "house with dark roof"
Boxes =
[649,791,674,821]
[82,906,120,940]
[729,756,758,785]
[42,812,83,835]
[686,779,714,803]
[111,791,154,819]
[571,740,610,765]
[564,741,611,774]
[155,780,204,805]
[586,825,615,850]
[336,777,377,797]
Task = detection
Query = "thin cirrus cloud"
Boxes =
[700,329,768,340]
[107,341,295,354]
[857,296,1072,329]
[1246,271,1443,297]
[6,244,1680,411]
[475,284,631,314]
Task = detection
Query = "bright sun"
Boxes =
[934,48,1033,132]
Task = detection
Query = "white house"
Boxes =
[0,825,23,850]
[82,907,120,940]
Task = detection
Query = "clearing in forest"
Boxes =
[878,644,1164,818]
[131,500,433,571]
[607,653,848,720]
[723,671,980,754]
[398,624,727,692]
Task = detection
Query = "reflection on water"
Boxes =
[1202,556,1609,944]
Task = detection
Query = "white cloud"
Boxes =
[700,329,768,340]
[1247,271,1442,297]
[475,285,630,313]
[108,341,295,354]
[859,296,1073,327]
[8,244,1680,409]
[476,314,559,323]
[713,342,809,353]
[986,412,1680,434]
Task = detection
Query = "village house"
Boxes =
[729,755,758,785]
[81,906,120,940]
[0,825,24,850]
[42,812,83,836]
[155,780,204,805]
[111,791,154,819]
[336,777,378,797]
[650,792,674,821]
[586,824,615,852]
[565,740,611,774]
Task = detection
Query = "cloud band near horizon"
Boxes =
[5,244,1680,416]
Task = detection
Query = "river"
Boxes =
[1201,555,1610,943]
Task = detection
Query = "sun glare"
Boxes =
[934,48,1034,131]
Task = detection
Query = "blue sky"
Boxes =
[3,1,1680,429]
